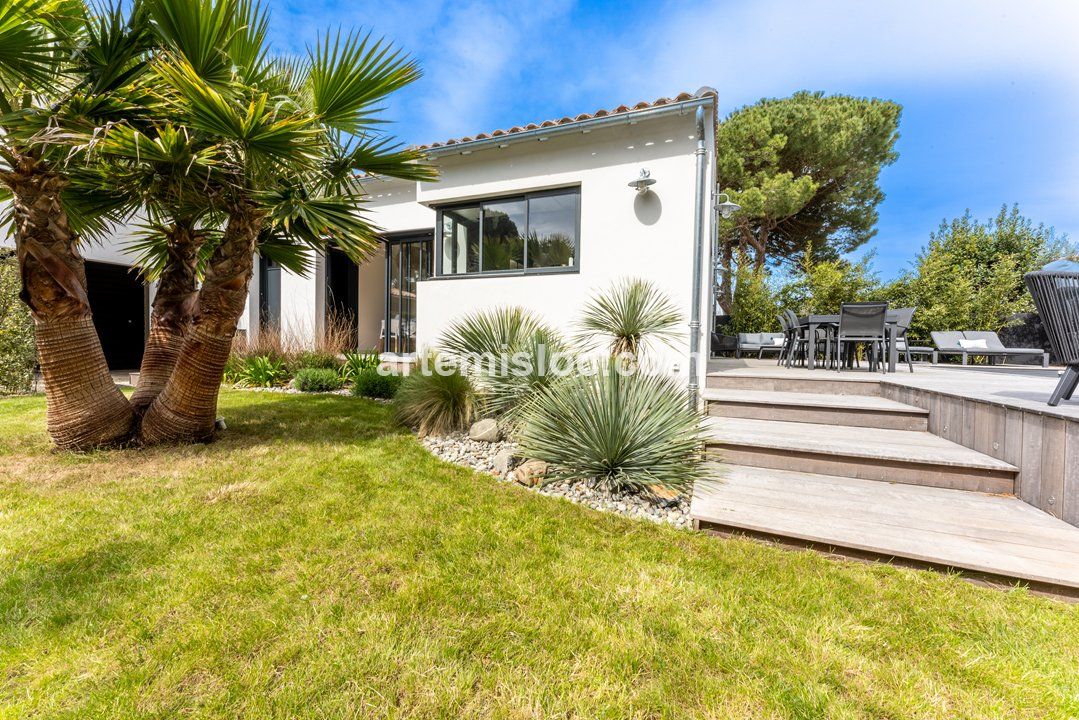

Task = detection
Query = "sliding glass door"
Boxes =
[385,233,432,355]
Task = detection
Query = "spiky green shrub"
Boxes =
[293,368,344,392]
[440,307,569,418]
[516,359,706,494]
[576,278,682,358]
[341,350,380,380]
[440,306,547,359]
[0,253,36,394]
[232,356,289,388]
[351,368,402,399]
[393,358,475,436]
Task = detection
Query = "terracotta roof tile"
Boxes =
[416,90,712,151]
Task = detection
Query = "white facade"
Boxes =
[269,91,719,386]
[4,91,719,384]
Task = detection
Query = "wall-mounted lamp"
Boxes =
[715,192,741,219]
[628,168,656,194]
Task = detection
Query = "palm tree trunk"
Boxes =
[130,223,203,414]
[138,204,263,444]
[7,162,134,449]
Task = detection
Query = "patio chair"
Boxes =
[892,306,917,373]
[836,302,888,373]
[782,309,832,368]
[930,331,1049,368]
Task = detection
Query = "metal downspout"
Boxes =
[688,105,708,410]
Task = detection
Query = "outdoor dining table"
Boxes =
[797,312,903,372]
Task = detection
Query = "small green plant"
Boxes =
[233,355,289,388]
[393,358,474,436]
[351,368,403,399]
[293,368,344,392]
[576,278,682,359]
[341,350,380,380]
[516,359,705,494]
[290,350,341,372]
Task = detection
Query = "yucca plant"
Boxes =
[577,278,683,359]
[516,359,706,495]
[440,307,568,418]
[440,306,548,360]
[393,355,475,436]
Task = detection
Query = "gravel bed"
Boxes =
[421,434,692,529]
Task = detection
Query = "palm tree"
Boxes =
[0,0,151,448]
[126,0,434,443]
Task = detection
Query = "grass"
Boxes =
[0,392,1077,719]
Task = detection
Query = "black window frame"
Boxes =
[434,186,581,278]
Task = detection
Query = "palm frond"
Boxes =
[325,134,435,190]
[143,0,238,85]
[74,0,153,95]
[261,187,380,263]
[255,228,313,276]
[307,28,420,135]
[122,221,219,281]
[0,0,62,103]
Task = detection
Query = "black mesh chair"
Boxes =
[776,313,791,366]
[1025,269,1079,405]
[836,302,889,373]
[892,306,917,373]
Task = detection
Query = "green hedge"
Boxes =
[350,368,402,399]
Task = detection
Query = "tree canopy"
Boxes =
[715,91,900,310]
[884,205,1076,343]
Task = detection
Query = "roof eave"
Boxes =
[421,94,717,158]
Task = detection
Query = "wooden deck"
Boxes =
[693,465,1079,595]
[695,359,1079,595]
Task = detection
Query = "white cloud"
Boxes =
[594,0,1079,108]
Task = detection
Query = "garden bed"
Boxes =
[421,433,692,528]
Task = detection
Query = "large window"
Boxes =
[438,188,579,276]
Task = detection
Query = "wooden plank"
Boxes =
[1018,412,1044,507]
[1065,422,1079,527]
[692,473,1079,590]
[703,418,1016,471]
[1039,417,1066,519]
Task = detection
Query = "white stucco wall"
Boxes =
[367,107,717,385]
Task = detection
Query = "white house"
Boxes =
[11,88,721,393]
[254,87,720,388]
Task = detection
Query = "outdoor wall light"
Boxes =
[716,192,741,218]
[628,168,656,193]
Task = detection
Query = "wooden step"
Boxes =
[703,417,1017,494]
[703,389,929,431]
[691,465,1079,594]
[705,372,882,396]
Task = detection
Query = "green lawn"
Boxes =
[1,391,1077,719]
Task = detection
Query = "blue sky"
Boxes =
[267,0,1079,279]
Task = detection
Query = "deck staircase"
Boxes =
[692,370,1079,595]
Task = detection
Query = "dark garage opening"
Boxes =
[85,260,145,370]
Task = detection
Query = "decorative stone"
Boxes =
[468,418,501,442]
[492,448,517,475]
[515,459,549,487]
[647,484,681,507]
